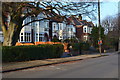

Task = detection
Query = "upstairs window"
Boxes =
[60,24,62,30]
[71,28,73,32]
[54,24,56,30]
[21,33,23,35]
[84,27,86,33]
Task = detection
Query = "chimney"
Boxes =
[78,14,82,20]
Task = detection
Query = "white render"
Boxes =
[19,13,49,42]
[66,24,76,39]
[83,25,93,34]
[19,12,76,43]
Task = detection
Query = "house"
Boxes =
[19,14,49,42]
[18,11,76,43]
[18,12,94,43]
[68,15,94,42]
[1,10,94,44]
[66,18,76,39]
[82,21,94,41]
[52,21,66,40]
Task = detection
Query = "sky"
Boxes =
[96,1,118,25]
[82,1,119,25]
[2,0,119,26]
[101,2,118,20]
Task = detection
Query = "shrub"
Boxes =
[71,42,90,51]
[2,44,64,62]
[68,42,90,55]
[80,42,90,51]
[63,38,78,43]
[52,37,60,42]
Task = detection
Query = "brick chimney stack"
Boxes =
[78,14,82,20]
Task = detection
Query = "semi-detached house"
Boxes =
[18,12,76,43]
[0,12,94,43]
[68,15,94,42]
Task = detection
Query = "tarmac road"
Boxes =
[3,53,118,78]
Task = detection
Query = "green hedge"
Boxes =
[67,42,90,55]
[2,44,64,62]
[71,42,90,51]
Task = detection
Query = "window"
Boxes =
[90,28,92,34]
[21,33,23,35]
[39,21,41,27]
[39,34,42,36]
[54,25,55,30]
[39,37,43,41]
[36,33,38,42]
[59,24,62,30]
[28,33,31,42]
[58,26,59,30]
[71,28,73,32]
[84,35,88,41]
[23,32,31,42]
[25,33,27,42]
[46,22,49,28]
[68,28,70,31]
[21,36,23,41]
[27,33,30,42]
[60,36,62,38]
[84,27,86,33]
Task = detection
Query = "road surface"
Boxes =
[3,53,118,78]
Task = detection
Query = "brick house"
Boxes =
[68,15,94,42]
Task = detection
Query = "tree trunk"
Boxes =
[2,22,22,46]
[118,37,120,51]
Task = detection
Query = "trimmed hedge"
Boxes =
[67,42,90,55]
[71,42,90,51]
[2,44,64,62]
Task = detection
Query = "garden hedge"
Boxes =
[2,44,64,62]
[70,42,90,51]
[67,42,90,55]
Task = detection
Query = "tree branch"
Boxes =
[22,17,50,27]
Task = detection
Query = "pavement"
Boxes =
[2,51,119,73]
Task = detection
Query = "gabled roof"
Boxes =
[79,20,88,26]
[73,18,82,25]
[87,22,94,27]
[67,16,81,25]
[66,16,94,27]
[43,10,64,22]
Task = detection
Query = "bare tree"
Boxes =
[2,2,97,46]
[102,15,120,50]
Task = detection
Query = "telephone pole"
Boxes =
[98,0,102,55]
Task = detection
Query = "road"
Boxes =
[3,53,118,78]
